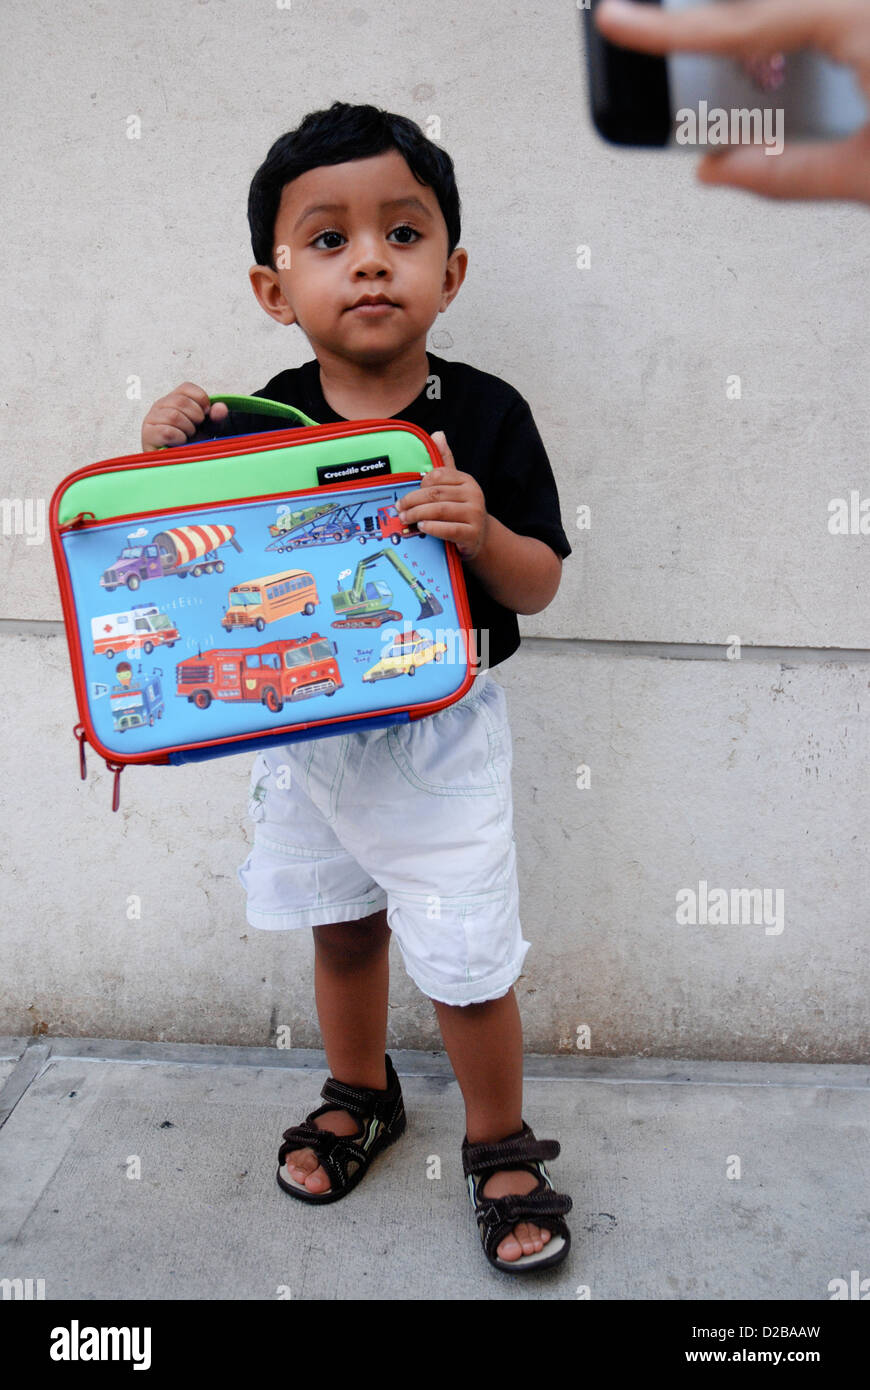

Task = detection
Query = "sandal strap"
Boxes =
[462,1122,560,1178]
[472,1187,573,1263]
[477,1188,573,1223]
[278,1120,376,1189]
[320,1077,384,1116]
[319,1054,399,1118]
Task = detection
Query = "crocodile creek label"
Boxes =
[316,455,392,485]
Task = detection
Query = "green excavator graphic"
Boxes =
[331,548,443,628]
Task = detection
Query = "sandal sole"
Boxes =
[487,1230,570,1273]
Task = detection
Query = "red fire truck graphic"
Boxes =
[176,633,343,713]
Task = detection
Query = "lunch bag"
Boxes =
[50,395,476,810]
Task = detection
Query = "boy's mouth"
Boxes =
[348,294,398,313]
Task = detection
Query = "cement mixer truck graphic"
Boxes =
[100,524,243,593]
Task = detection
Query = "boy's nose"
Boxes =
[349,239,392,275]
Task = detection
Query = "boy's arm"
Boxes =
[396,427,565,617]
[465,518,562,616]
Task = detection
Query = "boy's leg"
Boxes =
[283,907,391,1195]
[432,987,552,1263]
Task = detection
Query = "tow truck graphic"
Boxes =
[266,492,421,551]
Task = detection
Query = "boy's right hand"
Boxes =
[140,382,229,452]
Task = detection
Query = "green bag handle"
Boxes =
[156,394,319,450]
[207,394,320,429]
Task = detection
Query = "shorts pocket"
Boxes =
[386,689,508,800]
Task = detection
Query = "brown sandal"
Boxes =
[462,1121,572,1273]
[277,1053,406,1204]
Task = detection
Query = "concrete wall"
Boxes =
[2,0,868,1058]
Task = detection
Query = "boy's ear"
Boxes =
[440,247,468,313]
[248,264,297,326]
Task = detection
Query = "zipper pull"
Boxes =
[61,511,97,531]
[105,761,124,813]
[73,724,88,779]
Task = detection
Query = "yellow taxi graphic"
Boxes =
[362,630,447,682]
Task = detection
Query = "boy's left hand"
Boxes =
[396,431,489,563]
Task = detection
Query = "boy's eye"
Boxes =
[388,224,420,244]
[311,230,344,249]
[310,224,421,250]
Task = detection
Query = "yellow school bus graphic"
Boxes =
[221,569,318,633]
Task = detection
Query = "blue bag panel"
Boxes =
[62,478,471,759]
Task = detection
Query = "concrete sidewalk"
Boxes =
[0,1037,867,1301]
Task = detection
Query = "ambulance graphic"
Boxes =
[91,604,180,659]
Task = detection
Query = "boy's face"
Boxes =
[249,148,466,368]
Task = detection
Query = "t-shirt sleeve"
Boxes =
[486,396,573,560]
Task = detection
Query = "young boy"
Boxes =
[141,102,573,1274]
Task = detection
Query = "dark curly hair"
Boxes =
[247,101,462,270]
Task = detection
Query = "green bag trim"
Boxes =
[200,394,319,431]
[58,425,433,523]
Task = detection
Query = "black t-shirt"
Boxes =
[190,352,572,671]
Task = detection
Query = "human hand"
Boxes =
[595,0,870,203]
[396,431,489,563]
[140,381,229,451]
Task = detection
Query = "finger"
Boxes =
[149,407,199,444]
[395,499,476,544]
[143,420,190,451]
[397,487,423,511]
[174,382,213,418]
[145,426,191,451]
[163,393,209,431]
[595,0,856,61]
[697,130,870,200]
[398,498,469,525]
[430,429,457,469]
[400,479,471,524]
[169,384,228,428]
[406,517,476,554]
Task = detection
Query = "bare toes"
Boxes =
[514,1221,542,1254]
[497,1221,553,1261]
[284,1148,331,1192]
[497,1231,523,1261]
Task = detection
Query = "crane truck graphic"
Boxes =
[100,524,243,592]
[267,492,421,551]
[331,549,443,629]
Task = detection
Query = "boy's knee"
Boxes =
[313,908,390,959]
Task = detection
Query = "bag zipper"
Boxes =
[55,471,427,533]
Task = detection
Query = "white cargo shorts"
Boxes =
[236,670,530,1005]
